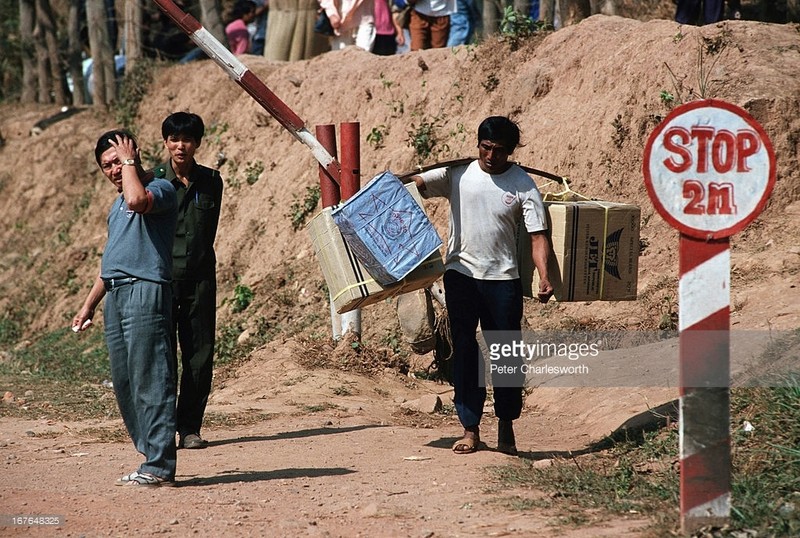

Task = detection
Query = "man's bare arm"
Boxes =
[530,231,553,303]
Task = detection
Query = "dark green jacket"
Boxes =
[153,160,223,281]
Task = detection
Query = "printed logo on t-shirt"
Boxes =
[501,192,516,207]
[119,200,134,218]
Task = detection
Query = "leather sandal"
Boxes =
[452,431,480,454]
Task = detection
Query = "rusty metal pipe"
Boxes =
[337,122,362,338]
[316,125,341,208]
[339,122,360,201]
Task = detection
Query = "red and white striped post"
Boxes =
[679,236,731,529]
[644,100,775,533]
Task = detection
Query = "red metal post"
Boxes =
[336,122,362,338]
[316,125,340,208]
[339,122,361,201]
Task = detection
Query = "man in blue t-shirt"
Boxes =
[73,130,179,487]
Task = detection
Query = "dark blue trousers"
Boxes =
[675,0,724,24]
[444,270,524,429]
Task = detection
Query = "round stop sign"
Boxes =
[643,99,776,239]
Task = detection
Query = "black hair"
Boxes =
[94,129,137,165]
[161,112,205,142]
[230,0,256,20]
[477,116,521,153]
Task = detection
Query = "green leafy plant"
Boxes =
[407,114,449,163]
[659,90,675,105]
[499,6,537,49]
[332,385,353,396]
[378,72,406,117]
[231,283,254,313]
[381,326,404,355]
[0,315,22,346]
[379,72,394,89]
[214,321,244,365]
[206,122,229,147]
[225,159,241,190]
[366,125,389,149]
[244,160,264,185]
[5,328,109,382]
[287,185,321,230]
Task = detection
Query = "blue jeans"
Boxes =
[447,0,475,47]
[444,270,524,429]
[104,280,177,480]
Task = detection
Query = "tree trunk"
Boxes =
[539,0,555,26]
[198,0,226,45]
[788,0,799,22]
[513,0,531,20]
[86,0,116,106]
[559,0,590,26]
[33,3,52,102]
[37,0,68,105]
[124,0,143,73]
[482,0,500,36]
[593,0,615,15]
[68,0,87,105]
[19,0,38,103]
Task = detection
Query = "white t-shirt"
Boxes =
[420,161,547,280]
[413,0,457,17]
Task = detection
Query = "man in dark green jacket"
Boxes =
[154,112,223,449]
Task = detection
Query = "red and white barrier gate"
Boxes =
[152,0,341,185]
[152,0,373,339]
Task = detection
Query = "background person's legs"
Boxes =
[174,279,215,445]
[675,0,701,24]
[409,10,432,50]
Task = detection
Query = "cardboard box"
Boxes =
[519,200,640,301]
[331,171,442,286]
[308,183,445,314]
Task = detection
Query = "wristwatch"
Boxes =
[122,159,136,166]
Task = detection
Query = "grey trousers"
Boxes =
[104,280,177,480]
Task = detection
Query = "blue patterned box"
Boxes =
[331,171,442,286]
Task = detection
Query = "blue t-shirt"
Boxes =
[101,178,178,283]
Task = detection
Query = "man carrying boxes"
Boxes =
[406,116,553,456]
